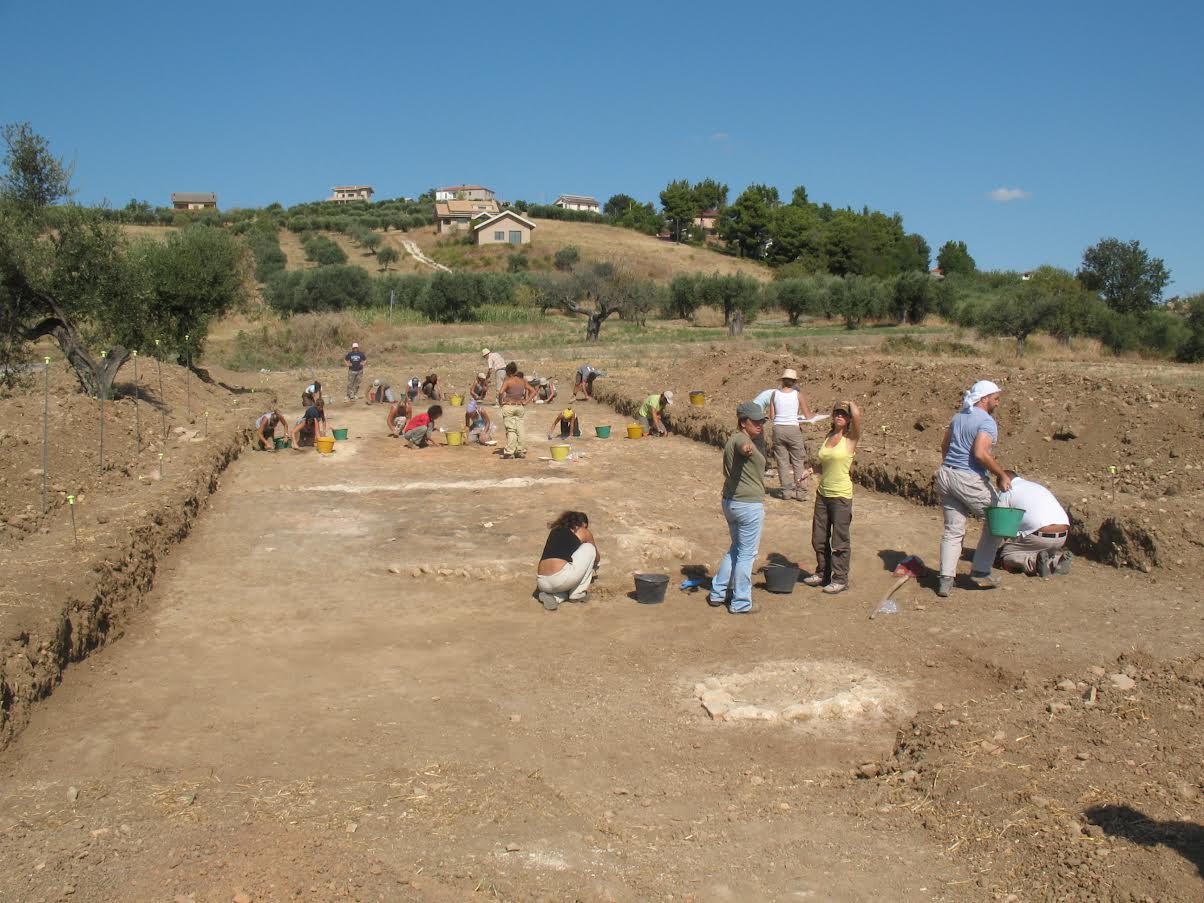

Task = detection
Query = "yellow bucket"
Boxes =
[450,394,464,406]
[446,430,463,446]
[316,435,336,454]
[626,424,643,439]
[689,391,706,406]
[550,444,571,461]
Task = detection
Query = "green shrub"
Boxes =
[302,233,347,266]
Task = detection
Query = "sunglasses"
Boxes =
[833,409,850,418]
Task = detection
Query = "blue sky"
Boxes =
[3,0,1202,293]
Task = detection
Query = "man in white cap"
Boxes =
[935,379,1011,597]
[344,342,366,400]
[766,367,814,501]
[637,390,674,436]
[482,348,506,400]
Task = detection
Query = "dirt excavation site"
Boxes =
[0,342,1202,903]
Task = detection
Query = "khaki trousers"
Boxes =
[998,532,1066,573]
[935,465,1002,578]
[772,425,807,495]
[346,370,362,399]
[501,404,526,455]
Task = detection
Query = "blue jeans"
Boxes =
[709,500,765,613]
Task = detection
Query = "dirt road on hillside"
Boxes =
[1,396,1200,902]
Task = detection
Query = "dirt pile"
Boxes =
[594,347,1203,573]
[875,653,1204,902]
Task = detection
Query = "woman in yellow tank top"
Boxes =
[803,400,862,594]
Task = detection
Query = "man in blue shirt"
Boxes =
[344,342,366,400]
[934,379,1011,597]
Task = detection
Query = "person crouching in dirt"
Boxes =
[386,396,413,437]
[803,400,860,595]
[254,410,286,450]
[291,399,326,449]
[401,405,443,448]
[935,379,1011,597]
[535,510,601,610]
[465,400,497,445]
[470,372,490,403]
[421,373,442,400]
[637,390,674,436]
[302,380,323,408]
[995,471,1074,577]
[366,379,395,405]
[534,377,557,404]
[547,408,580,440]
[573,363,599,401]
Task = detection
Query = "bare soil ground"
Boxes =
[0,342,1201,902]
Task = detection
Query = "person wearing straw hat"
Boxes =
[547,407,580,440]
[366,379,395,405]
[707,401,768,614]
[470,372,490,403]
[482,348,506,399]
[534,376,558,404]
[344,342,366,400]
[935,379,1012,597]
[637,390,674,436]
[766,368,815,501]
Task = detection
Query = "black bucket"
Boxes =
[633,573,670,604]
[764,563,800,594]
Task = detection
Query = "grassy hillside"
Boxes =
[407,219,773,282]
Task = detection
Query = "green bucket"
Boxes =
[986,506,1025,538]
[595,425,611,439]
[331,427,349,441]
[273,437,291,449]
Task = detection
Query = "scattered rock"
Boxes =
[1047,702,1071,714]
[1083,686,1098,706]
[857,763,880,779]
[1088,666,1107,678]
[899,770,920,784]
[233,892,252,903]
[387,566,400,575]
[345,822,357,833]
[504,843,521,853]
[1108,673,1137,691]
[1056,679,1078,691]
[67,786,79,802]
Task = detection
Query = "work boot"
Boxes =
[936,576,953,598]
[970,571,1002,589]
[1036,550,1053,578]
[1054,551,1074,576]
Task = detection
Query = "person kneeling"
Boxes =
[535,511,600,611]
[401,405,443,447]
[996,471,1074,577]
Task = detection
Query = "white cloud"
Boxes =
[988,187,1031,203]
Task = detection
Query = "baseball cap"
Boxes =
[352,342,359,348]
[737,401,767,421]
[663,390,674,405]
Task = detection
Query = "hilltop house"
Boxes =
[171,192,217,211]
[329,185,374,204]
[435,185,496,202]
[553,194,600,214]
[472,210,536,246]
[435,197,500,234]
[694,209,719,231]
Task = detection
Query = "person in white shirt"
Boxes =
[996,472,1073,577]
[482,348,507,400]
[765,368,814,501]
[752,386,777,473]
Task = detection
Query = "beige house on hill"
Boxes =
[473,210,535,246]
[435,185,496,202]
[554,194,600,214]
[329,185,374,204]
[435,198,501,234]
[171,192,217,211]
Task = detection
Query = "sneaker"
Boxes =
[707,596,726,608]
[728,603,757,615]
[1054,551,1074,576]
[568,593,589,603]
[970,571,1002,589]
[537,591,560,611]
[514,451,526,459]
[500,452,514,459]
[802,574,824,587]
[1036,550,1053,578]
[822,582,847,595]
[936,576,953,598]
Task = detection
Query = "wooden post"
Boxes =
[132,350,141,455]
[41,356,50,515]
[155,339,167,439]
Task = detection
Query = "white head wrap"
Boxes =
[961,379,1002,413]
